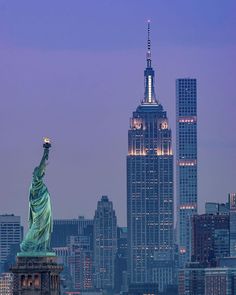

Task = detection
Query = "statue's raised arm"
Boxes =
[20,138,54,256]
[32,138,51,184]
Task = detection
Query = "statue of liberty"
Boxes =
[20,138,54,255]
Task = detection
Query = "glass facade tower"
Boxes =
[127,22,174,292]
[176,78,197,267]
[0,215,22,273]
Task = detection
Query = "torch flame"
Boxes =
[43,137,51,144]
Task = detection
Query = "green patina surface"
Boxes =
[17,251,55,257]
[20,146,54,255]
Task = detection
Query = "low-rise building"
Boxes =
[0,273,13,295]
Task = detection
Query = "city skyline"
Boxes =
[0,1,236,227]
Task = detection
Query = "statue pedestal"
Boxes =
[10,255,63,295]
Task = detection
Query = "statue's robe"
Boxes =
[20,162,52,253]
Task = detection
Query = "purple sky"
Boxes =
[0,1,236,227]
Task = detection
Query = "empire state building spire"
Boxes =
[143,20,157,104]
[147,20,152,68]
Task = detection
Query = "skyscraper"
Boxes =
[127,22,174,291]
[67,236,93,291]
[191,214,230,267]
[178,265,205,295]
[229,193,236,256]
[51,216,94,292]
[114,227,128,293]
[204,194,236,258]
[205,202,229,215]
[93,196,117,290]
[51,216,93,248]
[176,78,197,267]
[205,267,236,295]
[0,215,22,273]
[51,219,80,248]
[179,265,236,295]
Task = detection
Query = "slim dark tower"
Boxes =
[127,21,174,292]
[93,196,117,291]
[176,78,197,267]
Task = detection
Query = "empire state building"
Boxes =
[127,22,174,292]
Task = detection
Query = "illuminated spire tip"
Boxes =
[147,20,151,67]
[143,20,157,104]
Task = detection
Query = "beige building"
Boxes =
[0,272,13,295]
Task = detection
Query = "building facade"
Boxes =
[191,214,230,267]
[127,22,174,291]
[179,266,236,295]
[176,78,197,267]
[229,193,236,256]
[0,273,13,295]
[114,227,128,293]
[0,215,22,273]
[128,283,158,295]
[93,196,117,290]
[68,236,93,291]
[178,264,205,295]
[205,267,236,295]
[52,217,94,291]
[51,219,80,248]
[204,194,236,258]
[205,202,229,215]
[51,217,93,248]
[10,256,63,295]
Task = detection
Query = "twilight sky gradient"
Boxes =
[0,1,236,227]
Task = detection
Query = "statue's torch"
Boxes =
[43,137,51,161]
[43,137,51,149]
